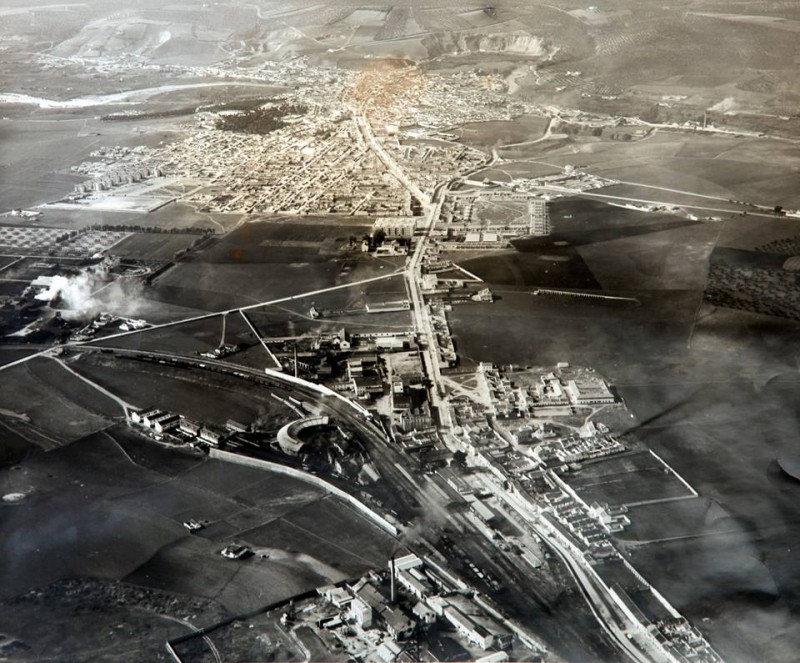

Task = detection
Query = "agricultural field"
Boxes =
[244,272,411,336]
[96,311,258,356]
[145,218,400,314]
[148,261,345,313]
[110,232,200,262]
[500,130,800,209]
[0,425,396,659]
[198,218,374,265]
[0,225,69,252]
[457,115,550,150]
[0,348,39,368]
[619,497,743,545]
[0,203,239,234]
[715,215,800,251]
[445,197,716,294]
[0,256,84,282]
[0,356,121,451]
[69,353,295,428]
[0,255,20,269]
[566,450,695,507]
[0,118,90,211]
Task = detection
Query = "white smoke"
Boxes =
[35,269,102,312]
[33,263,147,317]
[709,96,737,112]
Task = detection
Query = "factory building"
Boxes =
[565,378,615,405]
[372,216,420,239]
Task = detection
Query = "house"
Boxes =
[179,418,200,437]
[153,413,180,435]
[129,407,158,425]
[199,428,223,447]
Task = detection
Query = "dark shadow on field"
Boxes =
[197,219,372,265]
[452,248,601,289]
[514,219,703,251]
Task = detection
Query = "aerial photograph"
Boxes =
[0,1,798,661]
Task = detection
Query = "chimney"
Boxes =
[390,556,396,604]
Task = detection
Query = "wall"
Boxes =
[209,448,399,537]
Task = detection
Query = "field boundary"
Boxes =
[209,447,399,536]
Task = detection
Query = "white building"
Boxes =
[565,378,615,405]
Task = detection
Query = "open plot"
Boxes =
[0,357,120,450]
[198,218,374,265]
[459,115,549,150]
[0,281,28,300]
[122,530,331,614]
[285,495,399,564]
[540,198,700,240]
[0,348,41,368]
[514,130,800,208]
[176,609,303,663]
[96,311,257,355]
[567,450,694,507]
[236,499,396,576]
[245,273,411,335]
[150,237,401,315]
[0,255,22,269]
[295,625,335,663]
[0,426,401,627]
[621,497,744,544]
[576,221,720,291]
[124,494,396,614]
[178,459,319,504]
[151,261,343,312]
[593,558,670,622]
[594,183,745,211]
[223,342,277,370]
[114,478,245,523]
[247,303,412,341]
[447,287,700,373]
[110,232,199,261]
[448,247,601,290]
[69,353,295,428]
[0,256,84,282]
[0,434,186,601]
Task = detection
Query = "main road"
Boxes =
[351,111,711,662]
[352,112,453,428]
